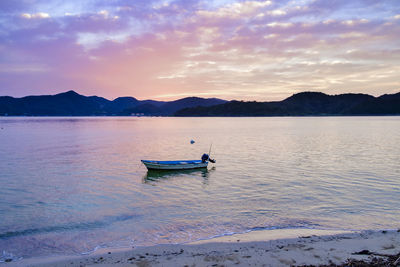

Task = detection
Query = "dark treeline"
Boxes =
[1,90,399,116]
[0,90,226,116]
[175,92,400,116]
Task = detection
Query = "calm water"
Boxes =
[0,117,399,260]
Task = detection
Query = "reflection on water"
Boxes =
[143,167,215,185]
[0,117,137,124]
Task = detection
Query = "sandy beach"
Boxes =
[4,228,400,266]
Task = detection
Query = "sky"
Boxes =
[0,0,399,101]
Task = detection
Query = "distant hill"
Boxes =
[0,91,227,116]
[0,91,107,116]
[175,92,400,116]
[1,90,399,116]
[120,97,227,116]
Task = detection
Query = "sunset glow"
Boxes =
[1,0,399,100]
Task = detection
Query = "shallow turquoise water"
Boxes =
[0,117,399,259]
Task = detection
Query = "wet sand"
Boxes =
[4,228,400,266]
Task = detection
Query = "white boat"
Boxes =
[141,160,208,170]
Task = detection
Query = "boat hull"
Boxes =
[141,160,208,170]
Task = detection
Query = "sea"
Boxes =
[0,116,399,261]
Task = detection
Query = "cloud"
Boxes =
[197,0,272,19]
[0,0,399,100]
[20,12,50,19]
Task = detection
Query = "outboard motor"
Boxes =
[201,153,209,163]
[201,153,216,163]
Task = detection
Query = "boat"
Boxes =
[144,168,210,180]
[141,160,208,170]
[141,154,215,170]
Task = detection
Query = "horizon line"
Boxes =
[1,89,399,103]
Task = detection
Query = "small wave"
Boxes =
[248,223,321,232]
[187,222,325,244]
[0,251,23,263]
[0,213,138,240]
[81,245,105,255]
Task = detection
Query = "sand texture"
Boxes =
[4,229,400,266]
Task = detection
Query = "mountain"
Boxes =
[281,92,375,115]
[175,91,400,116]
[1,90,399,116]
[120,97,227,116]
[0,91,107,116]
[348,92,400,115]
[103,97,140,114]
[0,91,227,116]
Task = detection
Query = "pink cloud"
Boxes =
[0,0,399,100]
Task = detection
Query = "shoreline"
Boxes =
[4,228,400,266]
